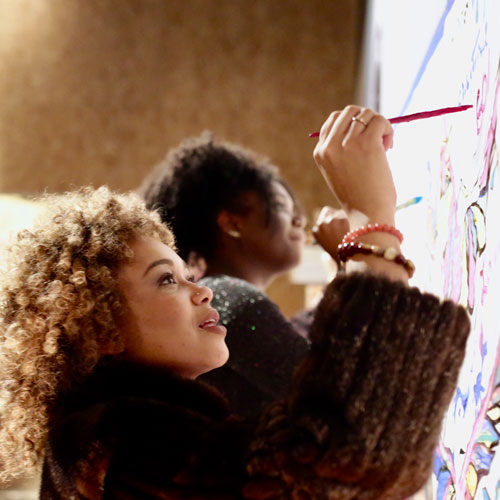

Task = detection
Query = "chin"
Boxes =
[211,346,230,370]
[219,348,230,367]
[285,249,303,269]
[273,258,300,276]
[197,355,229,377]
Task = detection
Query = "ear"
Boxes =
[217,211,243,239]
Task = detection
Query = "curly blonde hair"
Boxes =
[0,186,174,482]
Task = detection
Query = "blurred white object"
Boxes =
[290,244,337,285]
[0,195,41,245]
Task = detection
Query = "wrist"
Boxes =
[338,241,412,284]
[342,222,402,249]
[355,232,402,251]
[345,255,410,284]
[345,208,396,229]
[337,221,413,284]
[365,212,396,227]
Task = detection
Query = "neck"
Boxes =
[206,256,276,291]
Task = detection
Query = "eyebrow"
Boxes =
[142,258,175,277]
[273,192,294,208]
[142,258,191,278]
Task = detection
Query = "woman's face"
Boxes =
[117,236,229,378]
[239,181,306,273]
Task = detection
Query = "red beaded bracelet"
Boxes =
[337,242,415,278]
[342,223,404,245]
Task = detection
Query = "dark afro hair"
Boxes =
[139,132,283,262]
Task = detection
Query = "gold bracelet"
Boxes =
[337,242,415,278]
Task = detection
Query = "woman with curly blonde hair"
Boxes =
[0,107,470,500]
[0,187,175,482]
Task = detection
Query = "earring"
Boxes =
[227,229,241,238]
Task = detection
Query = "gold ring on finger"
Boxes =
[352,116,368,127]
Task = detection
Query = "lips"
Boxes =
[290,230,306,242]
[198,310,226,335]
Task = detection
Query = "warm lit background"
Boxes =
[0,1,365,496]
[0,0,366,322]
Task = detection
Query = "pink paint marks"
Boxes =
[480,268,488,306]
[476,74,488,135]
[466,213,477,309]
[480,72,500,189]
[440,148,463,302]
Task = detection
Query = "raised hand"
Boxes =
[312,206,349,265]
[313,105,396,226]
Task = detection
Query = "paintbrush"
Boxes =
[308,104,473,138]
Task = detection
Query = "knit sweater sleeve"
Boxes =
[243,272,471,500]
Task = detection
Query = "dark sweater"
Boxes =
[40,273,470,500]
[199,274,310,416]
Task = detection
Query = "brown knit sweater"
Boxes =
[40,273,470,500]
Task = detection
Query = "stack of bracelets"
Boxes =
[337,223,415,278]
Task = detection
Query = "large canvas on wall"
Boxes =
[368,0,500,498]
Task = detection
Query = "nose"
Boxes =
[191,284,213,305]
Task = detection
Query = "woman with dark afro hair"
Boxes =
[140,132,323,416]
[141,132,308,287]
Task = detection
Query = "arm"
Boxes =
[244,272,470,500]
[313,106,408,283]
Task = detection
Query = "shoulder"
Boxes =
[199,275,309,411]
[200,274,267,299]
[200,274,308,353]
[200,274,288,327]
[201,274,270,306]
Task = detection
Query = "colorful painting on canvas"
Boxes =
[369,0,500,498]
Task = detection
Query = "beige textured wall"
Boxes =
[0,0,364,315]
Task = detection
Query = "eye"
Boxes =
[272,202,296,219]
[186,274,196,283]
[158,272,176,286]
[272,201,287,211]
